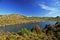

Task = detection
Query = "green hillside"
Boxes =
[0,14,60,26]
[0,14,41,26]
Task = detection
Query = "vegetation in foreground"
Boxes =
[0,22,60,40]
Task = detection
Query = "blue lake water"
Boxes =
[0,22,56,32]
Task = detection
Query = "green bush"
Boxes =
[18,27,31,36]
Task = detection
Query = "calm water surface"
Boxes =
[0,22,56,32]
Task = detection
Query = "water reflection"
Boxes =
[0,22,56,32]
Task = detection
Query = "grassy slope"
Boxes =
[0,14,60,26]
[0,14,42,26]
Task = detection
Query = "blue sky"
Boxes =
[0,0,60,17]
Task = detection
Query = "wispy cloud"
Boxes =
[56,1,60,6]
[53,0,60,6]
[37,0,60,17]
[39,4,56,11]
[39,4,57,15]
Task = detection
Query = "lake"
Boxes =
[0,22,56,32]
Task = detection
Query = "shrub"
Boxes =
[18,27,31,36]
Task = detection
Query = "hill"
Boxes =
[0,14,41,26]
[0,14,60,26]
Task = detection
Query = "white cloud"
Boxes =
[39,4,57,15]
[39,4,56,11]
[38,0,60,17]
[56,1,60,6]
[48,11,56,14]
[53,0,60,6]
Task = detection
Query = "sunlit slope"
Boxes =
[0,14,59,26]
[0,14,41,26]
